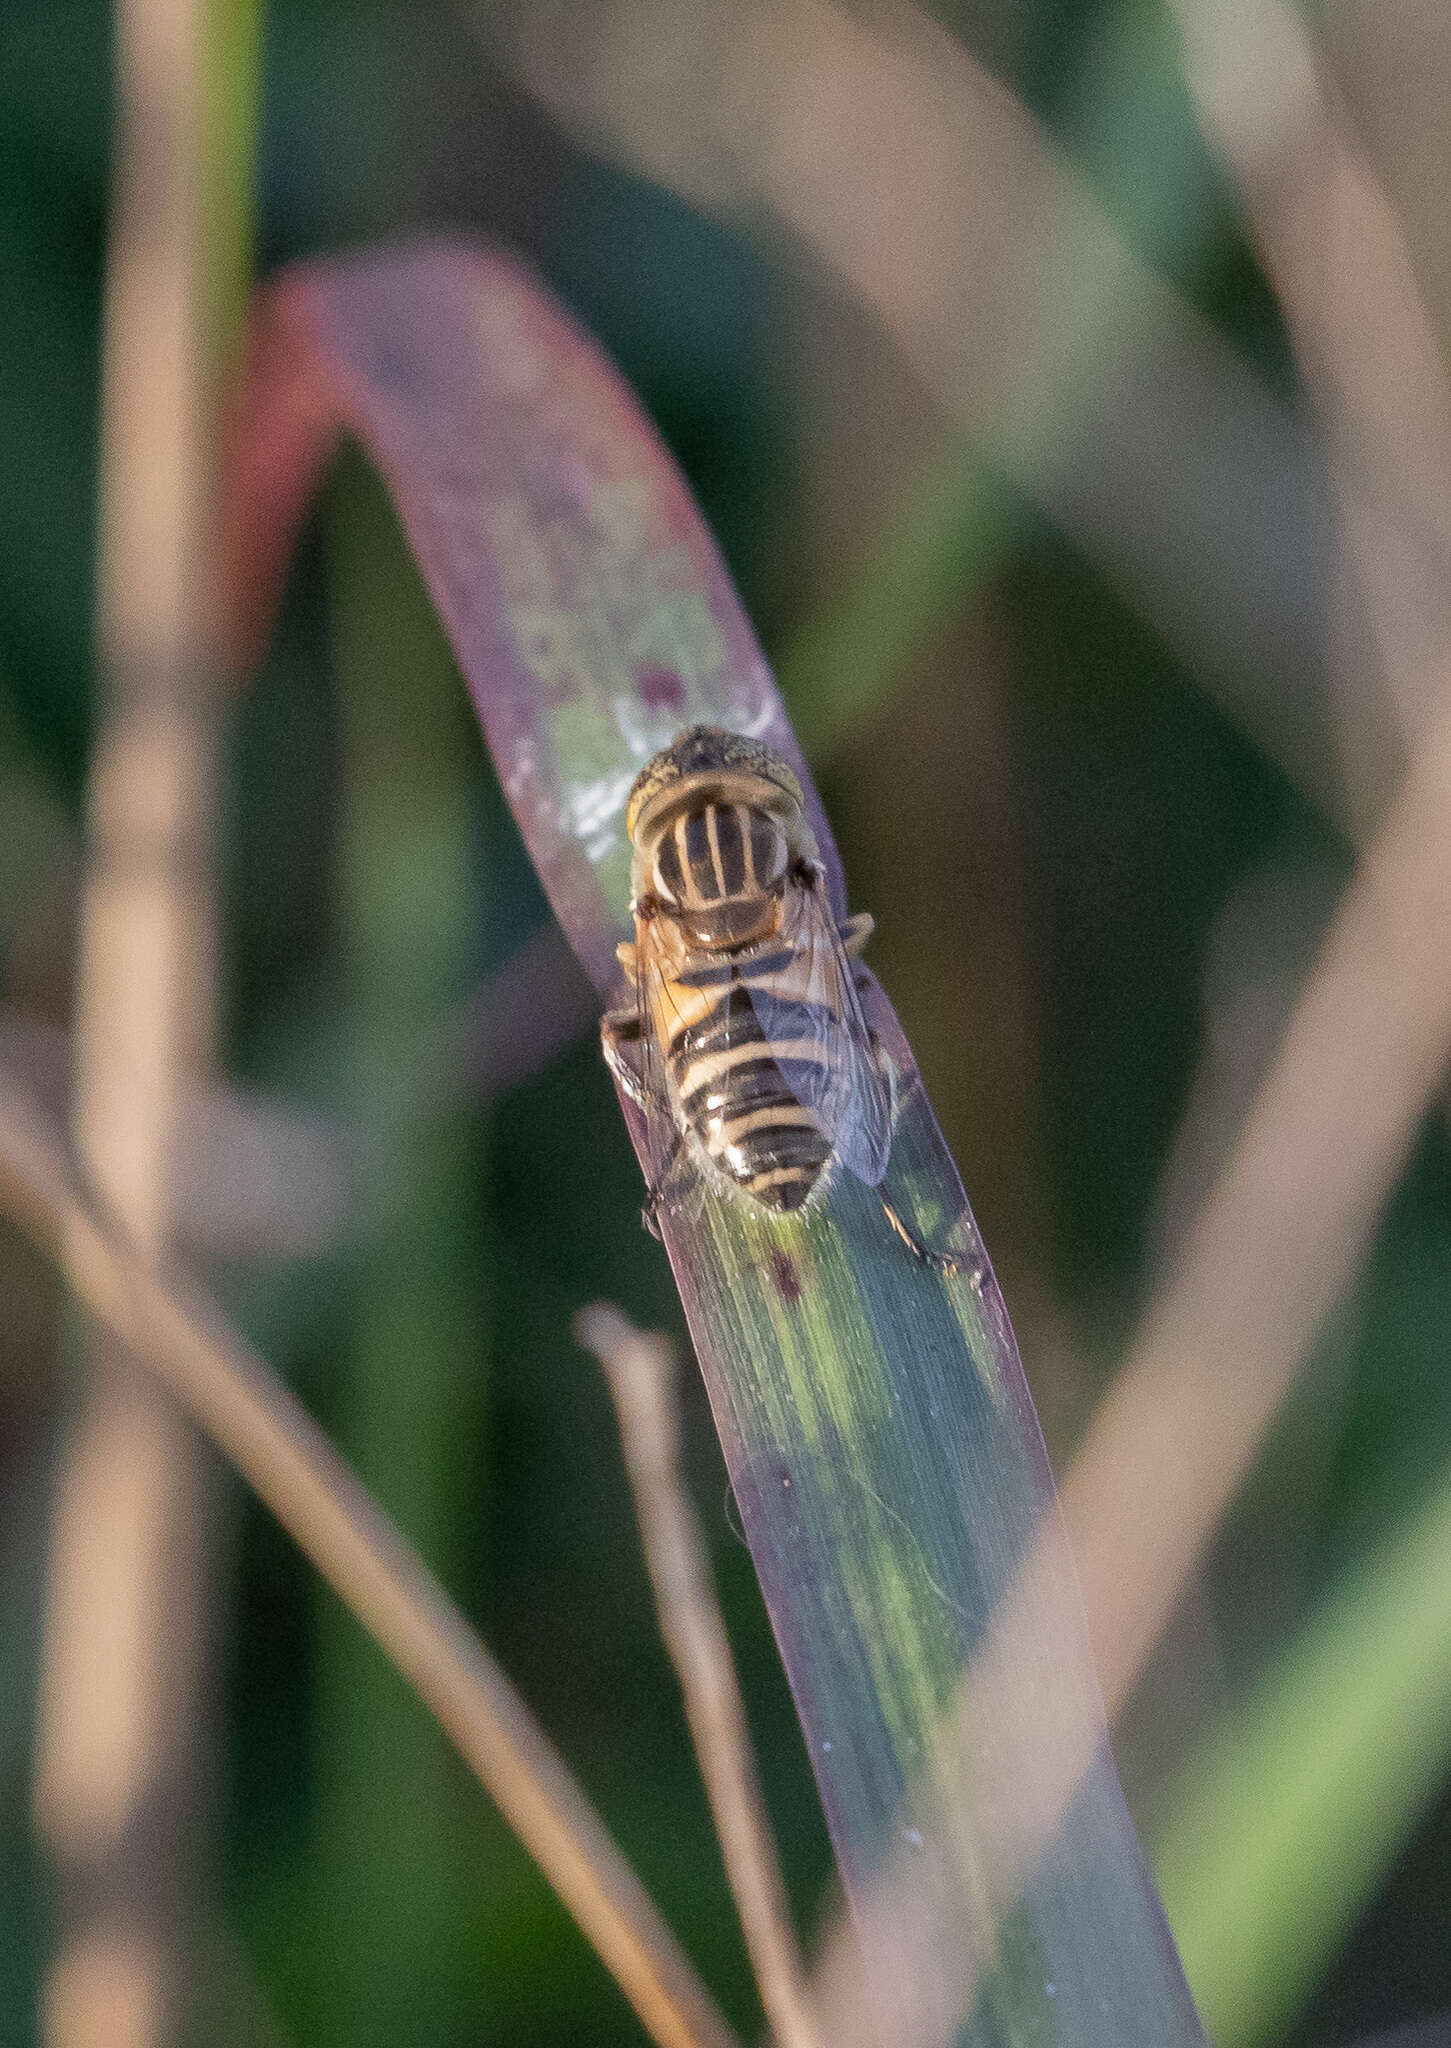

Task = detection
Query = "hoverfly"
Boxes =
[602,725,954,1268]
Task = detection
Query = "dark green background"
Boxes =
[1,2,1448,2042]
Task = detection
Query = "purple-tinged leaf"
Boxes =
[223,237,840,990]
[224,236,1204,2048]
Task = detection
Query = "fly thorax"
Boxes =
[648,799,788,949]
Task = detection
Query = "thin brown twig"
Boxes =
[34,0,221,2037]
[0,1079,741,2048]
[0,1006,354,1261]
[578,1303,823,2048]
[0,923,597,1268]
[1113,0,1451,1697]
[1165,0,1451,803]
[990,678,1451,1865]
[1056,0,1451,1717]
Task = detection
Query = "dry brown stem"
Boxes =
[1023,679,1451,1816]
[1058,0,1451,1711]
[33,0,223,2040]
[0,1006,353,1260]
[579,1303,822,2048]
[0,922,598,1268]
[1165,0,1451,811]
[0,1081,741,2048]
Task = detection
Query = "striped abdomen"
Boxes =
[660,952,845,1212]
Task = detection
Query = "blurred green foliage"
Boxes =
[2,1,1451,2044]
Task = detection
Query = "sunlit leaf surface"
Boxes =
[226,236,1203,2047]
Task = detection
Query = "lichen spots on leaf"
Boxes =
[637,665,686,713]
[771,1248,802,1306]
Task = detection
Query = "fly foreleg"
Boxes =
[601,1003,649,1107]
[640,1137,687,1241]
[602,1004,687,1238]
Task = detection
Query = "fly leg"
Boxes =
[842,914,878,1002]
[878,1197,983,1285]
[640,1137,687,1241]
[601,1002,648,1107]
[601,1004,687,1239]
[866,1021,983,1284]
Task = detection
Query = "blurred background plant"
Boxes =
[3,1,1451,2045]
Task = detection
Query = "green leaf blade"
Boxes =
[226,233,1205,2048]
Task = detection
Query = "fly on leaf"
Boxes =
[603,726,956,1271]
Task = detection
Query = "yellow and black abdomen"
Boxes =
[660,953,845,1212]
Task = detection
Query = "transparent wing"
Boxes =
[773,884,894,1188]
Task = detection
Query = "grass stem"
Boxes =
[580,1303,823,2048]
[0,1080,742,2048]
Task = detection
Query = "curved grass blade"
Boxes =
[1155,1452,1451,2046]
[224,236,1204,2048]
